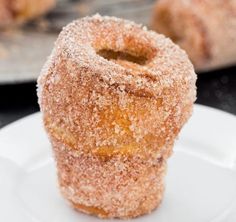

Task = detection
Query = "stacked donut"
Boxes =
[38,15,196,218]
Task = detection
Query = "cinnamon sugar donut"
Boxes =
[151,0,236,71]
[38,14,196,219]
[0,0,55,28]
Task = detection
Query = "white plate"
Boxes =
[0,104,236,222]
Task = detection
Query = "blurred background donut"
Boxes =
[151,0,236,72]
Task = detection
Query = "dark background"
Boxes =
[0,66,235,128]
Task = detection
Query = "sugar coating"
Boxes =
[53,138,167,219]
[37,14,196,218]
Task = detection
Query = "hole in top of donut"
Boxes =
[97,49,149,66]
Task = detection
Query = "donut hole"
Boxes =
[97,49,149,66]
[94,27,157,71]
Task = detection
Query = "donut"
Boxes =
[38,14,196,219]
[0,0,55,28]
[151,0,236,71]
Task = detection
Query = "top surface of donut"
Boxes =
[43,14,195,98]
[38,15,196,156]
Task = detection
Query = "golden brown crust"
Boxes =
[151,0,236,71]
[0,0,55,27]
[38,15,196,218]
